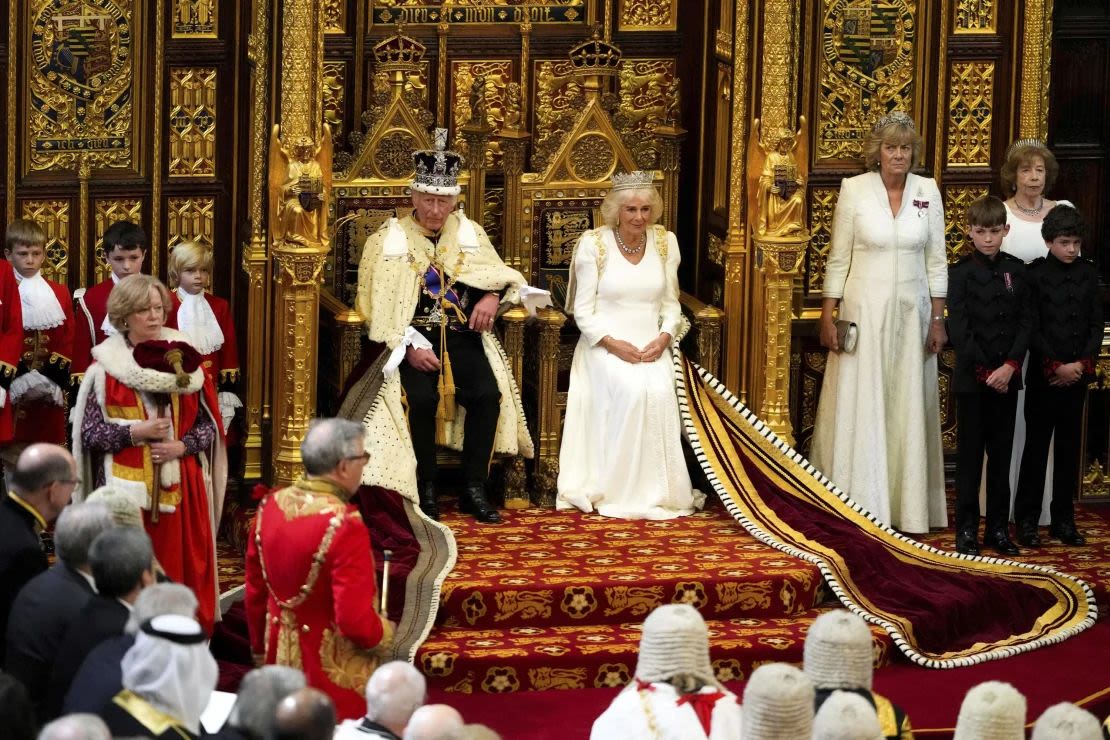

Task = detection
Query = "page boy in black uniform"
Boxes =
[948,196,1031,556]
[1014,204,1102,548]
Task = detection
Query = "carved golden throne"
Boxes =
[319,28,532,503]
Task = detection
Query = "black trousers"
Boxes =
[1014,384,1086,527]
[954,391,1018,536]
[399,328,501,485]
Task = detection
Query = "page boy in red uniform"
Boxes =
[165,241,241,434]
[0,252,23,450]
[2,220,74,478]
[72,220,147,390]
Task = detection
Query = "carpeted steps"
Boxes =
[414,499,896,693]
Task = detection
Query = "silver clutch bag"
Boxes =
[834,319,858,353]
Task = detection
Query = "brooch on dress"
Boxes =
[913,198,930,218]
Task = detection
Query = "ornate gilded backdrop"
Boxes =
[1,0,245,298]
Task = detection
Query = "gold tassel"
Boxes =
[435,323,457,445]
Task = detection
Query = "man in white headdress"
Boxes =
[356,128,544,524]
[590,604,741,739]
[99,614,218,739]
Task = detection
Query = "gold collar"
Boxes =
[8,492,46,533]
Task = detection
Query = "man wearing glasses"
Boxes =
[0,443,77,666]
[245,418,395,721]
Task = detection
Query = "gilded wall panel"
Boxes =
[169,67,217,177]
[21,200,71,283]
[943,185,988,263]
[370,1,589,26]
[323,62,347,142]
[945,61,994,168]
[173,0,217,37]
[27,0,139,172]
[324,0,346,33]
[806,188,839,294]
[617,0,676,32]
[94,199,143,283]
[483,188,505,249]
[816,0,921,161]
[617,58,676,170]
[707,233,723,267]
[532,59,580,172]
[954,0,994,34]
[451,60,513,167]
[166,196,216,249]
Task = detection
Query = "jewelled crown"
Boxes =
[1006,138,1046,159]
[568,28,622,76]
[412,128,463,196]
[373,24,426,72]
[872,110,915,132]
[610,171,654,192]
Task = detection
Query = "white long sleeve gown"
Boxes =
[810,172,948,533]
[556,226,702,520]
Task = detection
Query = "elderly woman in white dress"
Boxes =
[995,139,1073,534]
[556,172,702,520]
[811,111,948,533]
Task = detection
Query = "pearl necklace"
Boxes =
[1012,196,1044,217]
[615,228,646,255]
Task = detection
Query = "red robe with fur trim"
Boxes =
[245,478,391,720]
[0,262,24,442]
[166,291,241,396]
[73,329,227,632]
[12,279,74,444]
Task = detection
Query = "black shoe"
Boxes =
[982,528,1020,557]
[1049,522,1086,546]
[1016,522,1042,548]
[464,483,501,524]
[955,530,980,556]
[418,481,440,521]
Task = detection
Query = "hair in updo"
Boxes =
[863,121,922,172]
[599,187,663,229]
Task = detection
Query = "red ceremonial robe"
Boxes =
[72,278,115,384]
[0,262,24,442]
[13,278,74,444]
[245,478,392,720]
[72,330,227,632]
[166,291,241,393]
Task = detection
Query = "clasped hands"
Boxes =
[406,293,502,372]
[601,333,672,364]
[131,417,186,463]
[1049,361,1085,388]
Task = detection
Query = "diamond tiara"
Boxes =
[1006,138,1046,160]
[610,171,654,192]
[872,110,915,133]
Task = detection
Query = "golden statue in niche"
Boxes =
[269,126,333,248]
[749,116,809,238]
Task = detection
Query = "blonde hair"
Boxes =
[167,241,213,289]
[600,186,663,229]
[107,274,171,334]
[863,122,922,172]
[5,218,47,252]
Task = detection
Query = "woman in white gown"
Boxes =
[995,139,1072,533]
[811,111,948,533]
[556,172,702,520]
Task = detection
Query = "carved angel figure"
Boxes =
[749,116,809,237]
[269,125,333,248]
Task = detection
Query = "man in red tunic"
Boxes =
[3,220,74,464]
[246,418,394,720]
[71,220,147,389]
[0,258,24,450]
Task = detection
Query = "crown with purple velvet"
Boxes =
[411,128,463,196]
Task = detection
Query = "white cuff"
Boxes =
[383,327,434,378]
[518,285,553,317]
[0,387,6,408]
[9,371,64,406]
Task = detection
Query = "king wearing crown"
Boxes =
[354,129,535,524]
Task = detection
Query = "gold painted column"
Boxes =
[269,0,331,487]
[753,236,807,444]
[655,122,686,231]
[460,118,493,225]
[532,307,567,507]
[498,101,531,276]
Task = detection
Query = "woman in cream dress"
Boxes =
[556,174,702,520]
[811,112,948,533]
[996,140,1073,531]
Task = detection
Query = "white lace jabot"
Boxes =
[16,271,65,330]
[175,288,224,355]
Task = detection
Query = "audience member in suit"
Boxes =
[46,526,155,717]
[0,443,77,667]
[5,501,113,717]
[63,582,197,716]
[274,687,338,740]
[221,665,307,740]
[334,662,427,740]
[0,672,37,740]
[100,615,217,739]
[402,705,465,740]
